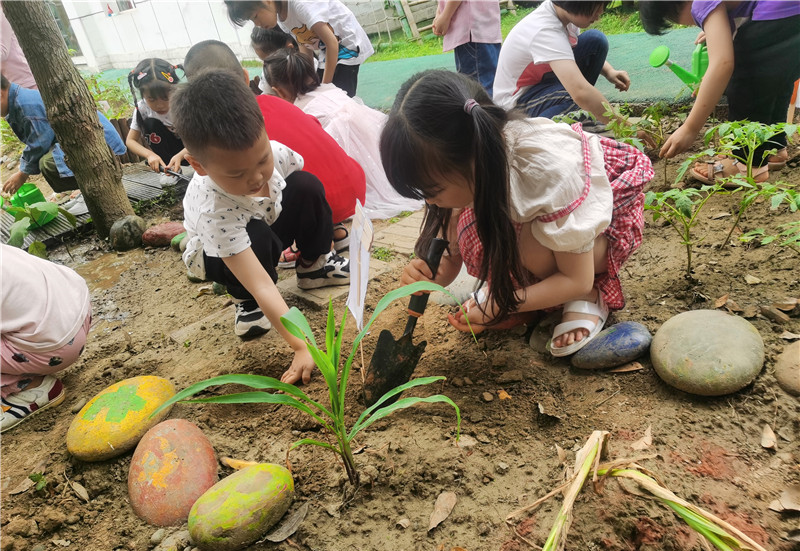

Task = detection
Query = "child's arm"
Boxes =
[167,147,189,173]
[432,1,462,37]
[222,247,316,385]
[549,59,617,123]
[311,21,340,85]
[660,5,733,158]
[126,128,165,172]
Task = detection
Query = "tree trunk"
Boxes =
[3,1,134,238]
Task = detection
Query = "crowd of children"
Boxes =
[2,0,798,432]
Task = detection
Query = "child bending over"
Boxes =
[125,58,189,174]
[224,0,373,98]
[262,47,422,219]
[639,1,800,182]
[382,70,653,356]
[172,71,349,383]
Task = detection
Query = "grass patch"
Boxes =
[372,246,395,262]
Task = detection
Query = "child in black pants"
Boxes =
[172,71,349,385]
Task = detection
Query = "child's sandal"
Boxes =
[278,245,300,269]
[689,157,768,188]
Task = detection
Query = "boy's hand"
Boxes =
[167,152,185,173]
[605,69,630,92]
[2,171,27,195]
[146,153,166,173]
[280,347,315,385]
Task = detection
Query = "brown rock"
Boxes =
[142,221,185,247]
[760,305,790,324]
[775,341,800,397]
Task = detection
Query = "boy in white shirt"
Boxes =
[494,0,632,123]
[172,71,349,385]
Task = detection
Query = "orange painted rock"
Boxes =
[189,464,294,551]
[66,376,175,461]
[128,419,218,526]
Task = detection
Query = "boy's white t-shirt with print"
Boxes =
[493,0,580,110]
[181,141,304,279]
[279,0,374,66]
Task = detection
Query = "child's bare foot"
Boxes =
[548,289,609,357]
[552,289,600,348]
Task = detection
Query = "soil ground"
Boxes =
[2,137,799,551]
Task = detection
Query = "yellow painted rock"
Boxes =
[189,464,294,551]
[67,376,175,461]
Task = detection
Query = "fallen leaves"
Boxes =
[264,502,309,543]
[428,491,457,531]
[631,426,653,451]
[760,424,777,450]
[768,484,800,513]
[497,389,512,400]
[220,457,258,470]
[609,361,644,373]
[70,481,90,503]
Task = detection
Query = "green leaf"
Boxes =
[325,299,335,359]
[151,373,331,418]
[57,206,78,227]
[184,391,333,428]
[674,194,693,219]
[761,236,776,245]
[29,201,57,216]
[27,241,47,258]
[280,308,318,348]
[289,438,340,454]
[7,218,31,248]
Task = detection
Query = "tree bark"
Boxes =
[3,1,134,238]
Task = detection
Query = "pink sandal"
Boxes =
[278,245,300,269]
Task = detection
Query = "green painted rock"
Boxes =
[189,464,294,551]
[66,376,175,461]
[651,310,764,396]
[171,231,187,252]
[109,215,146,251]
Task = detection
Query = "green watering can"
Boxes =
[649,43,709,90]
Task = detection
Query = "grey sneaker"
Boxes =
[1,376,65,433]
[233,299,272,339]
[296,251,350,290]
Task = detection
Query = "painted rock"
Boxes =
[128,419,218,526]
[142,222,185,247]
[109,215,146,251]
[572,321,652,369]
[67,376,175,461]
[774,341,800,397]
[170,231,187,252]
[189,464,294,551]
[651,310,764,396]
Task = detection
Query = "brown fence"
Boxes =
[109,117,142,165]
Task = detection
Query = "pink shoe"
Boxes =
[1,376,65,433]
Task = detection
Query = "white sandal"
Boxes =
[547,294,609,357]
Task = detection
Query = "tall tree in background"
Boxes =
[3,1,134,238]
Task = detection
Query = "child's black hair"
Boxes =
[552,1,610,17]
[171,71,264,162]
[1,74,9,90]
[127,58,183,126]
[251,26,298,57]
[262,47,319,99]
[638,1,686,35]
[184,40,242,80]
[224,0,283,27]
[380,70,528,323]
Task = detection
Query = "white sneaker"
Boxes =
[233,299,272,339]
[1,376,65,433]
[295,251,350,290]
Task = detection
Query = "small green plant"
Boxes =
[371,246,395,262]
[602,103,647,151]
[82,73,132,120]
[2,201,77,258]
[153,282,462,488]
[645,183,728,278]
[741,220,800,253]
[28,472,48,492]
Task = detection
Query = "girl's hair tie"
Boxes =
[136,71,147,80]
[464,98,479,115]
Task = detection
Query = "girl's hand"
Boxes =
[167,152,185,173]
[447,290,496,334]
[605,69,630,92]
[695,31,706,45]
[280,348,315,385]
[146,153,166,173]
[659,124,698,159]
[401,257,436,296]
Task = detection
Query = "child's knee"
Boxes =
[580,29,609,54]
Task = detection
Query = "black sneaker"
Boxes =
[296,251,350,290]
[233,299,271,339]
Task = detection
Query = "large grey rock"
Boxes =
[651,310,764,396]
[774,341,800,396]
[109,215,146,251]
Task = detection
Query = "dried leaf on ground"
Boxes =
[428,491,457,531]
[745,274,761,285]
[714,294,729,308]
[70,481,90,502]
[768,485,800,512]
[264,502,309,542]
[774,298,798,311]
[609,361,644,373]
[779,331,800,341]
[631,426,653,451]
[220,457,258,470]
[195,285,213,297]
[725,298,743,312]
[761,424,777,450]
[555,444,567,464]
[497,390,511,400]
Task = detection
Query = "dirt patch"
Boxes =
[2,141,800,550]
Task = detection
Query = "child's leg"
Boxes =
[727,16,800,167]
[454,42,501,98]
[1,309,91,398]
[38,151,79,193]
[319,64,360,98]
[570,29,609,86]
[270,171,334,261]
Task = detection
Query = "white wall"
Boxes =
[63,0,411,72]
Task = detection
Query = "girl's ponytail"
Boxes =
[262,47,319,99]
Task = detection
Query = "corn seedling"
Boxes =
[153,282,461,488]
[506,432,768,551]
